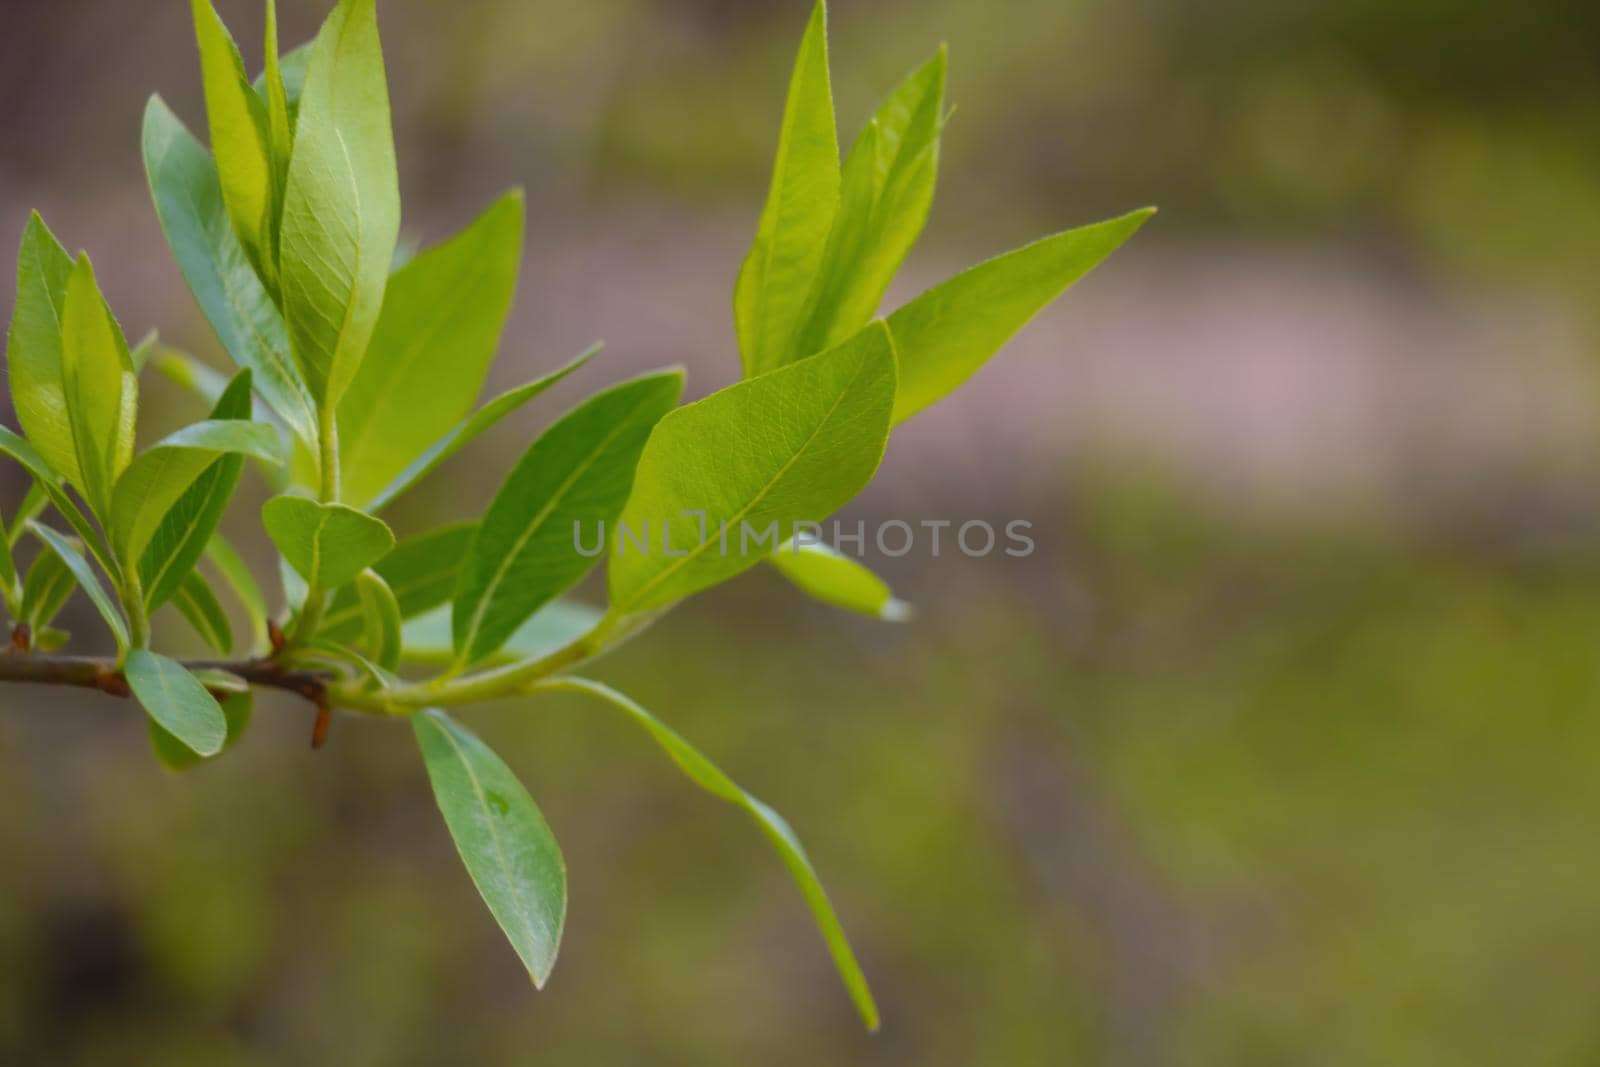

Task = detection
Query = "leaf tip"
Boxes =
[879,598,913,623]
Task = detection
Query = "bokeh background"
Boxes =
[4,0,1600,1063]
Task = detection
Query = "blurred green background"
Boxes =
[4,0,1600,1063]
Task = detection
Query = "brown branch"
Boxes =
[0,652,333,708]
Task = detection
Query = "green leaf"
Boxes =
[60,255,138,519]
[8,483,48,550]
[150,689,251,771]
[171,570,233,655]
[0,425,116,576]
[124,649,228,758]
[0,504,19,614]
[888,208,1154,424]
[540,677,878,1030]
[363,344,599,513]
[319,521,477,641]
[263,0,294,197]
[142,96,319,447]
[734,0,840,378]
[21,547,76,632]
[205,534,270,652]
[6,212,81,488]
[413,709,567,987]
[278,0,401,410]
[137,372,260,611]
[28,522,130,650]
[399,600,602,668]
[770,540,910,621]
[339,191,525,508]
[191,0,279,291]
[610,324,895,616]
[453,370,683,665]
[790,48,946,360]
[112,415,282,570]
[354,568,401,671]
[262,496,395,590]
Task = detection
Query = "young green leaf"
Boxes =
[124,649,228,758]
[399,600,602,669]
[319,522,477,641]
[790,48,946,360]
[8,483,48,550]
[28,523,130,650]
[734,0,840,378]
[7,212,81,488]
[262,496,395,590]
[60,255,138,519]
[610,324,895,616]
[888,208,1155,423]
[171,570,233,655]
[111,417,282,570]
[453,370,684,665]
[0,425,115,577]
[354,568,402,672]
[413,709,567,988]
[150,689,251,771]
[205,534,270,653]
[538,677,878,1030]
[770,540,910,621]
[278,0,401,410]
[362,344,600,513]
[0,504,19,614]
[191,0,279,291]
[339,191,525,508]
[137,371,260,611]
[142,96,319,447]
[262,0,293,200]
[21,547,76,633]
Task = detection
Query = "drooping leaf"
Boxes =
[21,547,76,632]
[205,534,270,652]
[453,370,683,665]
[770,540,910,621]
[191,0,279,291]
[539,677,879,1029]
[399,600,602,668]
[28,522,130,650]
[142,95,318,446]
[339,191,525,508]
[887,208,1154,423]
[354,568,401,671]
[610,325,895,616]
[111,415,282,570]
[734,0,840,378]
[171,570,233,655]
[413,709,567,987]
[262,496,395,590]
[60,255,138,519]
[137,371,259,611]
[363,344,600,513]
[0,425,115,576]
[790,48,946,360]
[150,689,251,771]
[319,521,477,641]
[124,649,228,758]
[6,213,81,487]
[277,0,401,410]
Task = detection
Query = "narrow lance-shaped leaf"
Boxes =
[770,540,911,621]
[354,568,401,672]
[171,570,233,655]
[319,522,477,642]
[60,255,138,519]
[204,534,270,653]
[191,0,279,292]
[610,324,896,616]
[8,483,48,550]
[363,344,600,514]
[453,370,683,665]
[124,649,228,758]
[7,212,81,487]
[399,600,602,669]
[263,0,294,202]
[734,0,840,378]
[142,95,318,446]
[28,523,130,650]
[21,548,76,632]
[0,425,117,577]
[263,496,395,590]
[413,709,567,987]
[138,371,260,611]
[278,0,401,409]
[0,504,19,614]
[888,208,1155,424]
[339,190,525,508]
[539,677,879,1030]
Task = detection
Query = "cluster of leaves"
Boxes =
[0,0,1147,1026]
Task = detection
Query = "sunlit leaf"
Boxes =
[262,496,395,590]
